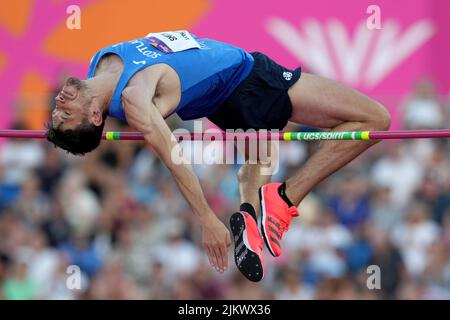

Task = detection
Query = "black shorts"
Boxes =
[207,51,301,131]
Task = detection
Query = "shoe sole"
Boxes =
[229,212,264,282]
[259,186,278,257]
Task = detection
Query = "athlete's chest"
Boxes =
[128,65,181,118]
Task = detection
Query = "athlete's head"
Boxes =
[46,77,107,156]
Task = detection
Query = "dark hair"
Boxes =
[45,117,106,156]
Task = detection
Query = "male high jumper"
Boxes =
[47,31,390,282]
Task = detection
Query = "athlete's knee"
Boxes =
[237,165,248,183]
[367,101,391,131]
[374,102,391,130]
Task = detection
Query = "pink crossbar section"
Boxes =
[0,129,450,140]
[369,130,450,139]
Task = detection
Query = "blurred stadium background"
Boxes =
[0,0,449,299]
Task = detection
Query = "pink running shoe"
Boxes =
[229,211,265,282]
[259,182,299,257]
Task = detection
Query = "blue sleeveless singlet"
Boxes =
[87,31,254,122]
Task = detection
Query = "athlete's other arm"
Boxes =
[121,84,231,273]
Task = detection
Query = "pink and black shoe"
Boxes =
[259,182,299,257]
[229,205,265,282]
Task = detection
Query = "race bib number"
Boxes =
[144,30,201,53]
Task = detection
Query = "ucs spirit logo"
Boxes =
[266,17,436,88]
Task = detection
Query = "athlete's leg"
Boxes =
[285,72,391,205]
[237,141,277,213]
[230,141,277,282]
[237,163,271,212]
[258,72,390,257]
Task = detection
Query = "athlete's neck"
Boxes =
[83,70,121,115]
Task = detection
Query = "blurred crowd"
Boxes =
[0,78,449,300]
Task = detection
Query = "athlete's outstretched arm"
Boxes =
[122,86,231,273]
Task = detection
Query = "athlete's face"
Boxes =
[52,77,92,130]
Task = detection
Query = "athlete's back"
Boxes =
[87,31,254,122]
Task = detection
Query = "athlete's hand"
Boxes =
[201,215,232,273]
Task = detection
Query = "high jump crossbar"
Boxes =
[1,129,450,141]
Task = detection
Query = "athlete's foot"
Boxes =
[259,182,299,257]
[229,206,265,282]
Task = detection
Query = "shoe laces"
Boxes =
[270,214,289,240]
[278,221,289,238]
[274,207,298,238]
